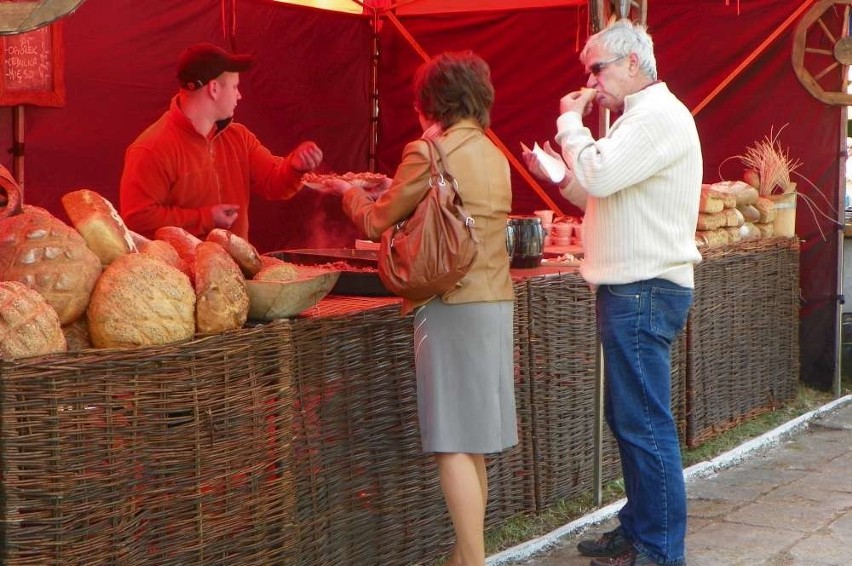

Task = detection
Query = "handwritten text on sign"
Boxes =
[4,26,52,91]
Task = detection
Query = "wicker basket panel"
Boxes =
[0,322,297,566]
[686,238,800,447]
[525,272,599,510]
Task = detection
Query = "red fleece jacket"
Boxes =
[119,96,303,240]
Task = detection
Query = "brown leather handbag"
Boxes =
[378,138,479,302]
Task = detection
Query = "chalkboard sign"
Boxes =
[0,22,65,107]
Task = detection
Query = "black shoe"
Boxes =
[589,546,660,565]
[577,527,633,557]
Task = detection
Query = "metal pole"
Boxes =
[12,104,24,196]
[835,106,846,398]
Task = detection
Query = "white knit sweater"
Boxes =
[555,82,702,288]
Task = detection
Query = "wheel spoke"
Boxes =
[813,60,840,82]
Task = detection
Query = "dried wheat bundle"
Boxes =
[737,124,801,196]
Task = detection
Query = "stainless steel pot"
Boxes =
[507,216,545,268]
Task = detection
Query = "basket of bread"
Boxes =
[0,167,337,360]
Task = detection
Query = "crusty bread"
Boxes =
[61,188,137,265]
[87,253,196,348]
[154,226,203,264]
[194,241,249,334]
[0,207,103,325]
[0,281,67,359]
[62,316,93,352]
[206,228,262,278]
[138,238,190,275]
[253,256,300,282]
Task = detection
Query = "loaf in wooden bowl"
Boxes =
[87,253,196,348]
[0,280,67,360]
[194,241,249,334]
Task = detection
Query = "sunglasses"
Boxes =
[588,54,626,76]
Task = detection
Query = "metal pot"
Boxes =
[506,216,545,268]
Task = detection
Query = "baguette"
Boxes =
[206,228,262,278]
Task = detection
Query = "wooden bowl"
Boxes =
[245,271,339,320]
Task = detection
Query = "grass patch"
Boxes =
[482,379,849,558]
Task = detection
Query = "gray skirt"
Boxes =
[413,299,518,454]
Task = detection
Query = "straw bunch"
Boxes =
[737,124,801,196]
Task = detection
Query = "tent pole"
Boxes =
[836,106,846,398]
[369,8,380,171]
[12,104,24,196]
[381,11,565,215]
[692,0,817,117]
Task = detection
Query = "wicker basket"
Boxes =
[686,238,800,447]
[0,322,296,566]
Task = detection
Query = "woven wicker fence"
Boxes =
[0,322,296,566]
[525,272,600,510]
[288,288,534,566]
[686,238,800,447]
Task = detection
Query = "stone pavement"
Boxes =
[488,395,852,566]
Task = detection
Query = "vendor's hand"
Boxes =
[211,203,240,229]
[560,88,596,117]
[291,141,323,172]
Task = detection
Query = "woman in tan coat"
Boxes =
[327,51,517,566]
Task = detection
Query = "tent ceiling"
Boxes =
[274,0,584,14]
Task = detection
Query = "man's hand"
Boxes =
[290,141,323,172]
[560,88,596,117]
[521,140,568,185]
[211,203,240,229]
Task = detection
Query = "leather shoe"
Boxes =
[589,547,662,565]
[577,527,633,557]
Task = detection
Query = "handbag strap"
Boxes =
[423,137,463,204]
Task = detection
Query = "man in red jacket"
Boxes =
[119,43,323,240]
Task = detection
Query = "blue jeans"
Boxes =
[596,279,692,565]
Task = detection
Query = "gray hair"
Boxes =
[582,19,657,81]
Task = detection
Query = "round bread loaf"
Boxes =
[138,238,191,276]
[87,253,196,348]
[0,208,103,325]
[154,226,202,263]
[0,281,67,360]
[62,316,93,352]
[254,256,300,282]
[194,241,249,334]
[206,228,262,278]
[61,188,137,265]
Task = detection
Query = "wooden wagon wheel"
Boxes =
[590,0,648,33]
[792,0,852,106]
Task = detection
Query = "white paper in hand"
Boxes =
[532,142,567,183]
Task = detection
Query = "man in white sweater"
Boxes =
[524,19,701,566]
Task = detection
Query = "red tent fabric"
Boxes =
[0,0,839,387]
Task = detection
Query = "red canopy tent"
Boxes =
[0,0,842,388]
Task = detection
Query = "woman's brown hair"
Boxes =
[413,51,495,130]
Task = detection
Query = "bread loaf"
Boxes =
[206,229,262,278]
[755,222,774,238]
[87,253,196,348]
[62,316,93,352]
[0,207,102,325]
[254,256,300,281]
[699,186,724,214]
[754,198,777,224]
[194,241,249,334]
[154,226,202,264]
[0,280,67,359]
[737,204,760,223]
[696,212,726,231]
[61,189,137,265]
[138,238,188,273]
[0,164,22,218]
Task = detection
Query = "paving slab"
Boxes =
[488,396,852,566]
